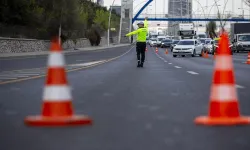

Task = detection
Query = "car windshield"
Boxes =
[178,41,194,45]
[214,40,219,44]
[198,34,207,38]
[205,40,211,44]
[238,35,250,41]
[173,41,180,44]
[151,39,157,41]
[162,40,172,42]
[200,39,206,43]
[158,38,164,41]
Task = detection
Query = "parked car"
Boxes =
[211,38,233,55]
[170,40,180,52]
[161,39,173,48]
[172,39,203,57]
[149,38,157,47]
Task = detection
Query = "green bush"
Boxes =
[0,0,120,42]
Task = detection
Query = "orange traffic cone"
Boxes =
[24,37,92,126]
[246,52,250,64]
[195,33,250,126]
[202,51,205,57]
[145,47,148,52]
[204,51,209,58]
[165,49,168,54]
[155,47,158,53]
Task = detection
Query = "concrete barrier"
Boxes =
[0,36,118,54]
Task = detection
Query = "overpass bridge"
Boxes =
[132,0,250,23]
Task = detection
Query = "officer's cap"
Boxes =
[137,22,144,25]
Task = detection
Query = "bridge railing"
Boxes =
[136,14,249,19]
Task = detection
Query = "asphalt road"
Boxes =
[0,45,131,71]
[0,45,250,150]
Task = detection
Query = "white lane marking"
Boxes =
[164,60,168,62]
[175,66,182,68]
[168,63,172,64]
[236,84,245,89]
[0,75,29,78]
[0,73,40,76]
[187,71,199,75]
[0,77,18,80]
[69,60,105,67]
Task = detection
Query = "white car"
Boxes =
[172,39,203,57]
[204,40,214,53]
[149,38,157,47]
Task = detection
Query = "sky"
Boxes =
[104,0,250,17]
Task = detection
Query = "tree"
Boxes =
[0,0,120,40]
[206,21,217,38]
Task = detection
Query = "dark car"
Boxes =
[161,39,173,48]
[170,40,180,52]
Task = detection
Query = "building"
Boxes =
[90,0,104,6]
[168,0,192,36]
[110,6,121,16]
[97,0,104,6]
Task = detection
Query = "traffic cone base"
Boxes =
[195,116,250,126]
[25,115,92,126]
[247,61,250,64]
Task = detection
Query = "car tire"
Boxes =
[192,49,196,57]
[182,55,185,57]
[173,55,177,57]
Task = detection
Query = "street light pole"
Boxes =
[107,0,116,47]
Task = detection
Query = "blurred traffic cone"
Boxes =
[195,33,250,126]
[204,51,209,58]
[155,47,158,53]
[246,52,250,64]
[24,37,92,127]
[214,52,216,59]
[145,47,148,52]
[202,51,205,57]
[165,49,168,54]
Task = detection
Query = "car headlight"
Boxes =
[237,42,242,45]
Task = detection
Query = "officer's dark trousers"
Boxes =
[136,42,146,63]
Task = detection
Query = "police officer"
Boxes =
[126,20,148,68]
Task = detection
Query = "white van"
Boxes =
[156,36,166,47]
[196,32,207,39]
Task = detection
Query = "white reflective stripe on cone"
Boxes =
[43,85,72,101]
[48,52,65,67]
[215,55,233,70]
[210,84,238,102]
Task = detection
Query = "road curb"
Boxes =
[0,44,131,58]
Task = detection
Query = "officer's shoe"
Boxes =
[140,62,144,68]
[137,61,141,67]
